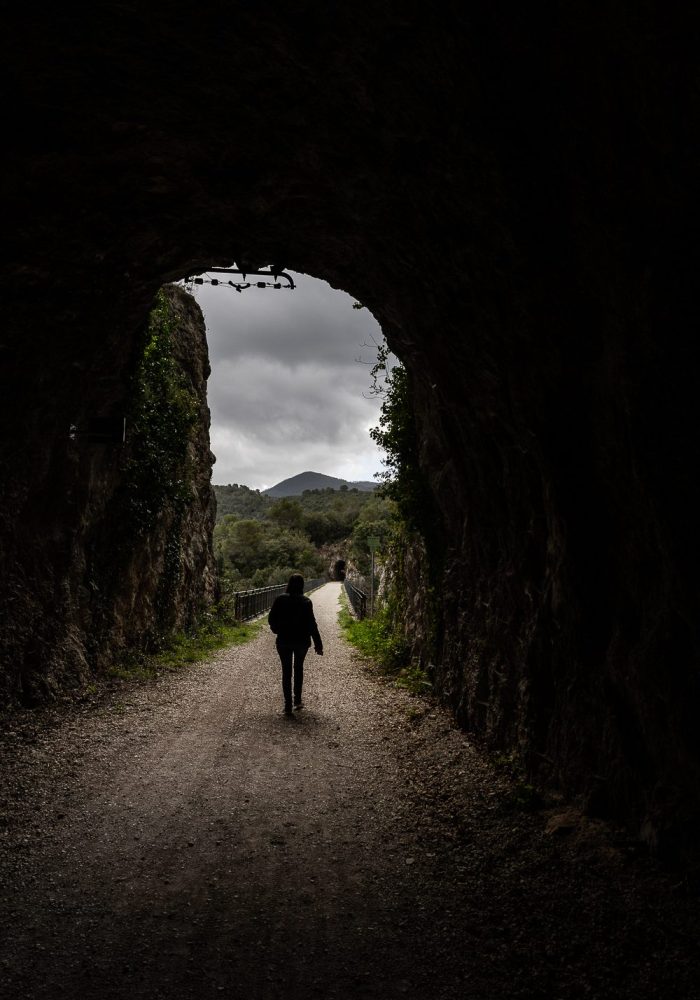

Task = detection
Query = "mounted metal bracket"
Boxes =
[185,265,296,292]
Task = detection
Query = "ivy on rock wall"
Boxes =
[123,289,198,534]
[86,285,215,657]
[124,291,200,632]
[369,348,444,671]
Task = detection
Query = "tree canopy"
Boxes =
[212,484,396,589]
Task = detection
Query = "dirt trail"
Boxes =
[1,582,699,1000]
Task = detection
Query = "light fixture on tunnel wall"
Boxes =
[184,265,295,293]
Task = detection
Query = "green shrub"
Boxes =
[338,603,403,667]
[393,663,432,695]
[337,597,426,694]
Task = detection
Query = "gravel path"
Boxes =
[1,582,699,999]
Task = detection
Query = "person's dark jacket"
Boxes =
[268,594,323,651]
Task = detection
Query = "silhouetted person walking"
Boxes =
[268,574,323,716]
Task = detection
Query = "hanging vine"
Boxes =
[122,289,198,534]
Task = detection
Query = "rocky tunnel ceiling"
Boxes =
[3,6,700,856]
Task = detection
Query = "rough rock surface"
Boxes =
[2,7,700,853]
[0,284,216,704]
[1,584,698,999]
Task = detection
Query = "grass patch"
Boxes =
[108,609,262,682]
[108,664,156,683]
[338,602,405,668]
[405,703,425,723]
[394,663,432,695]
[155,618,262,669]
[338,595,431,695]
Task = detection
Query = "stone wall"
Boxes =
[0,286,216,704]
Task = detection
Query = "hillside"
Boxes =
[264,471,378,497]
[213,483,394,588]
[214,484,272,521]
[213,482,379,527]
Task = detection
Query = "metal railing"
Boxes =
[232,577,327,622]
[344,578,368,620]
[347,571,370,595]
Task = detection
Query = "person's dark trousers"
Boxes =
[276,641,308,709]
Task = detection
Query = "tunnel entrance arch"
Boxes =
[4,4,700,855]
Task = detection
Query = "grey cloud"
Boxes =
[210,426,382,492]
[209,358,375,439]
[188,272,390,489]
[194,272,381,368]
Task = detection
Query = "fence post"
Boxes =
[367,536,380,617]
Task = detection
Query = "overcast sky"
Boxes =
[186,271,389,490]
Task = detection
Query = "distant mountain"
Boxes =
[263,471,378,497]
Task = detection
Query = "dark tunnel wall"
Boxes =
[2,5,700,856]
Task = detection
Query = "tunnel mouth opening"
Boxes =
[172,262,395,604]
[175,261,391,492]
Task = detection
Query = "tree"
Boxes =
[213,514,325,588]
[349,493,396,574]
[268,497,304,531]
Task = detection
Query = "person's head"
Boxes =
[286,573,304,595]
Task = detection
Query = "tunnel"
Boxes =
[2,6,700,862]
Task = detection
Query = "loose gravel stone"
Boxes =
[0,583,698,999]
